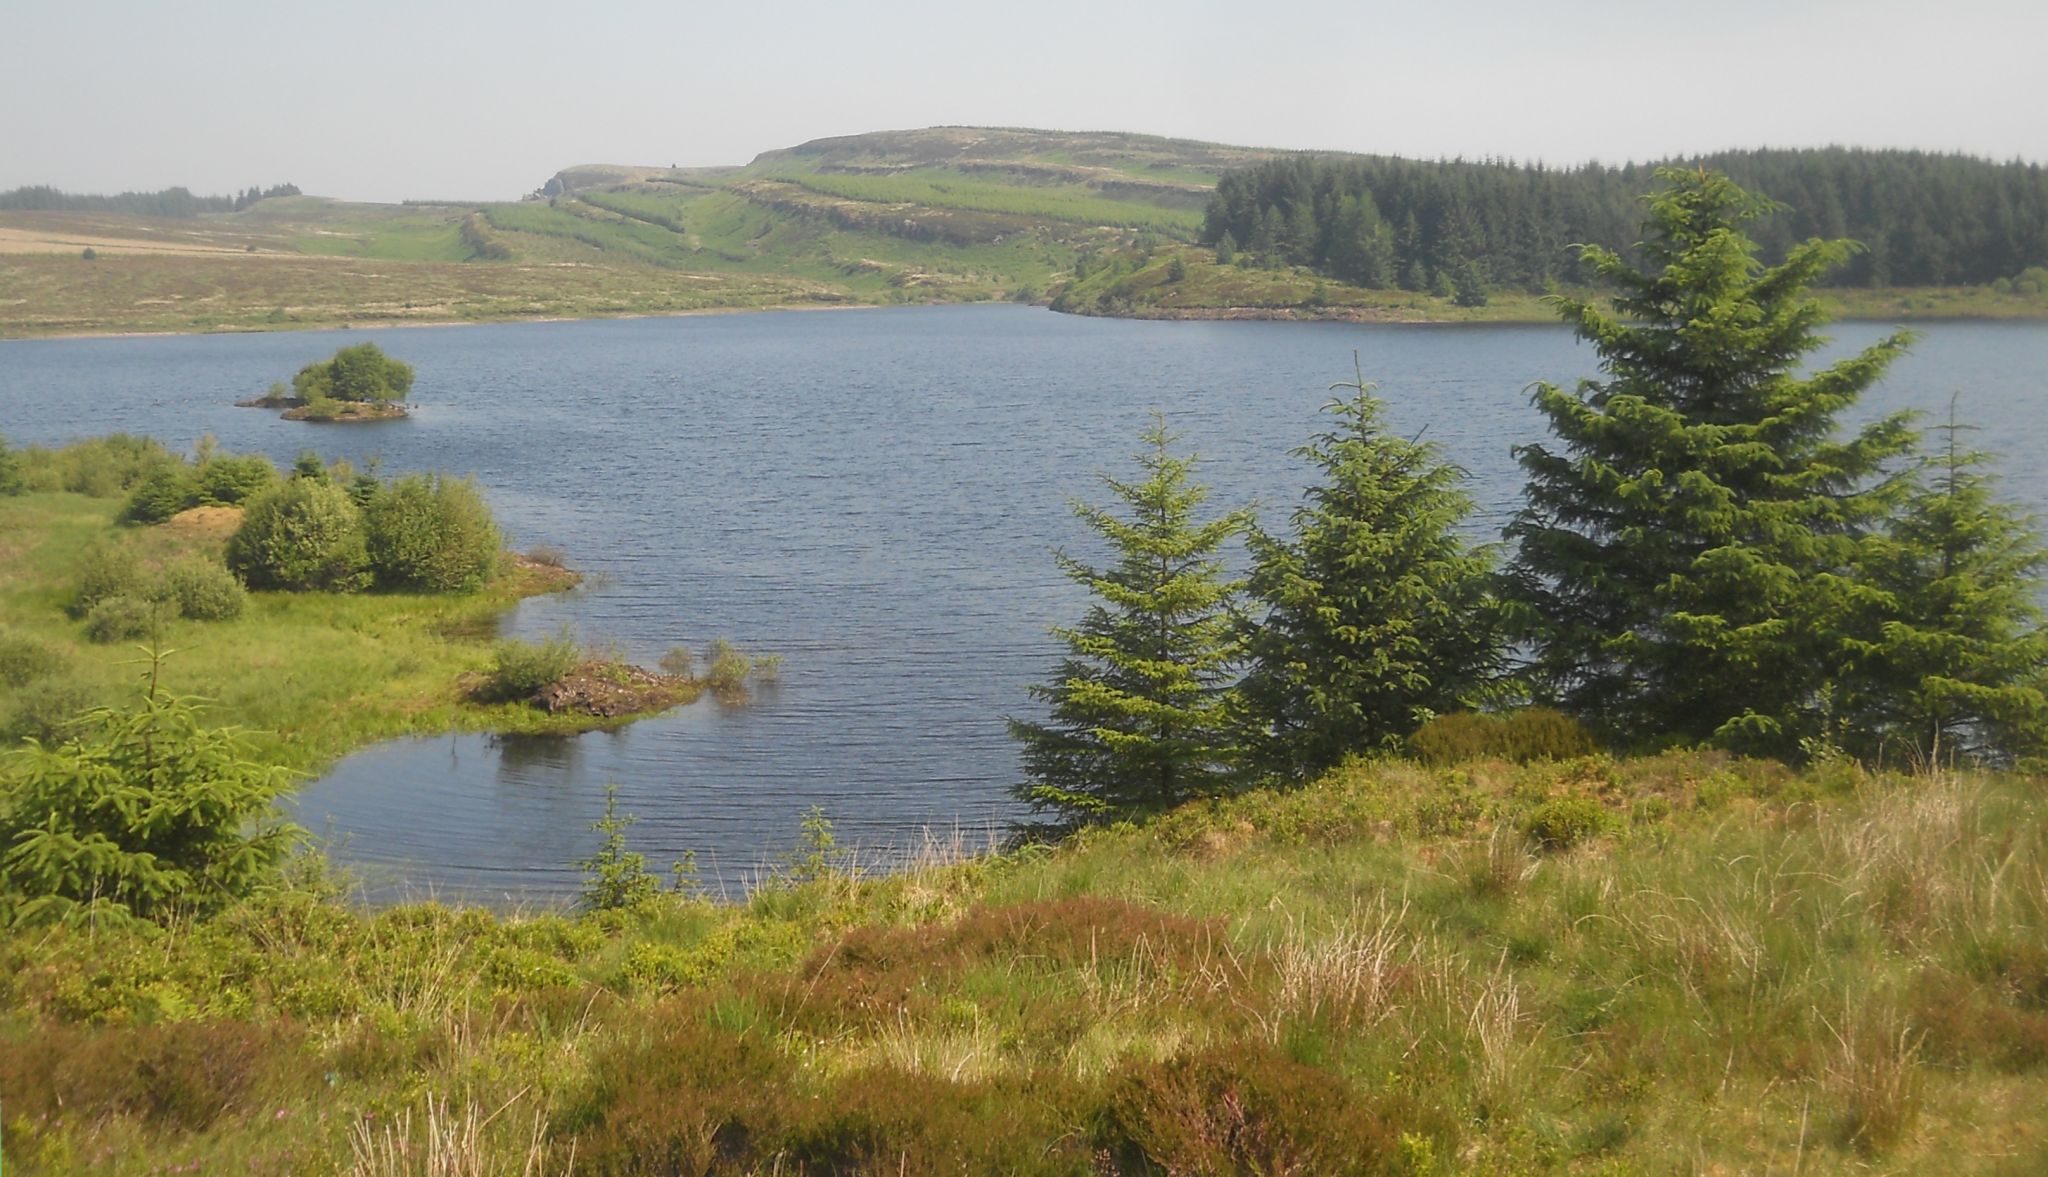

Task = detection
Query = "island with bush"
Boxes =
[238,342,414,423]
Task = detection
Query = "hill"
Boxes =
[3,127,2046,338]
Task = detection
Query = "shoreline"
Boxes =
[0,297,959,343]
[9,294,2045,342]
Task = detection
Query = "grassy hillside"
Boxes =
[5,127,2045,338]
[2,751,2043,1172]
[0,128,1244,337]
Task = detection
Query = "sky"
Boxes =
[4,0,2043,203]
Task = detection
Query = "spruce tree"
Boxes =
[1846,399,2048,763]
[1011,416,1247,825]
[1506,167,1917,755]
[1240,361,1503,780]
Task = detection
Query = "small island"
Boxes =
[237,341,414,422]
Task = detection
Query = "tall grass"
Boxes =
[0,733,2041,1169]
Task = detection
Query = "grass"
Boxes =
[753,165,1205,235]
[0,491,669,776]
[1,751,2043,1172]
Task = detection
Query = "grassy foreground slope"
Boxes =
[2,752,2044,1173]
[11,126,2042,337]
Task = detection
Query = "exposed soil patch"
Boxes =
[533,661,699,718]
[162,505,245,545]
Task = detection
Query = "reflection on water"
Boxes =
[9,308,2047,902]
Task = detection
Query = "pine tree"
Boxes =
[1010,416,1247,825]
[1846,398,2048,763]
[1506,168,1917,755]
[0,681,298,926]
[1240,360,1503,780]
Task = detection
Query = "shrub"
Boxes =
[0,1019,290,1132]
[196,453,278,505]
[1408,707,1598,765]
[226,477,372,592]
[18,434,178,497]
[703,638,752,692]
[83,594,160,643]
[0,677,96,744]
[0,689,299,925]
[365,474,500,593]
[482,628,581,701]
[292,342,414,403]
[154,556,246,621]
[1102,1043,1430,1175]
[120,462,200,524]
[567,998,797,1171]
[71,539,147,615]
[1522,797,1613,849]
[0,631,64,687]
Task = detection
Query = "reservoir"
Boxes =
[5,306,2043,900]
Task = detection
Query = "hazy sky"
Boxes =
[4,0,2042,203]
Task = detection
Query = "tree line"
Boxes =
[0,182,300,217]
[1019,168,2048,826]
[1201,148,2048,299]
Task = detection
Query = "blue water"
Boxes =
[5,307,2043,901]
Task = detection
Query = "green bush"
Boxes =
[0,631,65,687]
[703,637,753,692]
[0,690,298,925]
[226,477,372,592]
[71,540,147,616]
[17,434,178,497]
[364,474,500,593]
[0,677,96,745]
[83,595,159,644]
[481,629,581,701]
[196,454,278,505]
[699,638,780,697]
[1408,708,1598,765]
[120,463,200,524]
[291,342,414,404]
[1522,797,1613,849]
[153,556,246,622]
